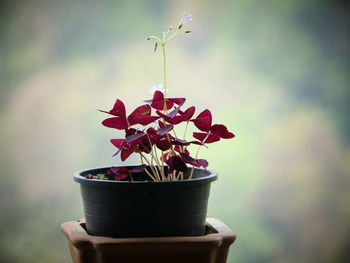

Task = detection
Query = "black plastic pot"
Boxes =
[74,166,217,238]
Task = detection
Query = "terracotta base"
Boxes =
[61,218,236,263]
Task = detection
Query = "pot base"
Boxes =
[61,218,236,263]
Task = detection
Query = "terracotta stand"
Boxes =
[61,218,236,263]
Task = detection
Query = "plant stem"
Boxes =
[140,153,159,181]
[139,140,160,180]
[162,44,167,113]
[165,30,179,43]
[128,171,134,182]
[146,134,164,180]
[189,132,211,179]
[161,150,165,179]
[183,121,189,140]
[143,164,157,181]
[153,145,165,180]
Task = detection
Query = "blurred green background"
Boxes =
[1,0,350,262]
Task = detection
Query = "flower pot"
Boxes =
[74,166,217,238]
[61,218,236,263]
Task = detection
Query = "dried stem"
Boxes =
[161,150,165,179]
[146,134,164,180]
[183,121,189,140]
[153,145,166,180]
[140,153,159,181]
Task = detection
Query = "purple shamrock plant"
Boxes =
[98,13,235,181]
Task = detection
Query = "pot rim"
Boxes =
[74,166,218,187]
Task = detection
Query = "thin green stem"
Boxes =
[165,31,179,43]
[147,35,162,42]
[162,44,167,113]
[172,128,178,139]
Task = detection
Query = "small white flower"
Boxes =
[148,83,169,93]
[181,13,192,24]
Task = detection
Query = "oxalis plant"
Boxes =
[93,13,235,181]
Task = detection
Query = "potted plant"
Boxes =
[74,13,235,238]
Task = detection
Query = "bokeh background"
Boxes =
[1,0,350,262]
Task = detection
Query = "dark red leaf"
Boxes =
[146,127,157,134]
[130,165,146,173]
[172,138,189,146]
[108,166,127,174]
[153,100,174,111]
[110,139,125,149]
[132,115,159,125]
[184,148,190,156]
[107,166,120,176]
[128,104,159,126]
[129,104,151,118]
[99,99,126,117]
[210,124,235,139]
[114,172,129,181]
[156,110,172,123]
[157,125,173,136]
[193,132,220,143]
[149,91,173,110]
[192,109,212,132]
[146,127,161,143]
[160,152,169,162]
[197,159,208,168]
[168,107,181,118]
[121,146,137,161]
[156,106,195,125]
[156,138,171,151]
[170,116,188,125]
[158,120,166,128]
[179,153,197,165]
[174,145,188,154]
[110,139,127,156]
[107,166,129,180]
[171,138,206,148]
[136,139,152,153]
[125,132,146,143]
[109,99,126,116]
[180,106,195,120]
[168,97,186,107]
[102,103,158,129]
[102,117,128,130]
[146,91,186,111]
[192,132,207,141]
[179,153,208,168]
[125,128,137,137]
[166,156,188,173]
